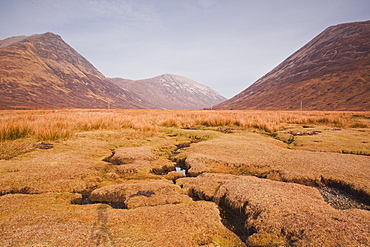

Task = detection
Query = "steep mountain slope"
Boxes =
[0,32,144,109]
[111,74,226,110]
[215,20,370,110]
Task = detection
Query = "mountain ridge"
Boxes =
[0,32,145,109]
[0,32,225,110]
[111,73,226,110]
[215,20,370,111]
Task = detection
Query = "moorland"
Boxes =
[1,109,370,246]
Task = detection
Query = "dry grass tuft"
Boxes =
[105,146,156,165]
[1,109,368,143]
[107,201,245,246]
[0,193,98,246]
[0,192,245,247]
[178,173,370,246]
[165,171,185,182]
[1,109,369,246]
[0,139,35,160]
[181,133,370,200]
[89,180,192,209]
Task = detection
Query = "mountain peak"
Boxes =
[111,74,226,110]
[215,20,370,111]
[0,32,144,109]
[0,32,226,110]
[26,32,63,43]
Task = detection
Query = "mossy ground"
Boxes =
[1,109,369,246]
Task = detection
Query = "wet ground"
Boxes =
[318,186,370,210]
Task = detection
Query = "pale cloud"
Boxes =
[1,0,369,98]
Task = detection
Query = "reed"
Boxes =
[0,109,368,142]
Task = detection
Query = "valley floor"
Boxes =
[0,110,369,246]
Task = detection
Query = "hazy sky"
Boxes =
[1,0,369,98]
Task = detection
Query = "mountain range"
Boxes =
[111,74,225,110]
[215,20,370,111]
[0,33,225,109]
[1,20,369,111]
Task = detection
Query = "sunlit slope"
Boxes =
[216,20,370,110]
[0,33,144,109]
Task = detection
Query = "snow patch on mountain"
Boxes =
[111,73,227,110]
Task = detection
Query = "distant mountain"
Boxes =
[0,32,145,109]
[111,74,226,110]
[0,32,226,110]
[215,20,370,111]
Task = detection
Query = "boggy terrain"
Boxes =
[0,110,370,246]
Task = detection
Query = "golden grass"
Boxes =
[1,109,368,161]
[1,109,369,246]
[89,180,192,209]
[178,173,370,246]
[1,109,368,142]
[181,133,370,199]
[0,139,35,160]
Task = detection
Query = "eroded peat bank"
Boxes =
[1,109,370,246]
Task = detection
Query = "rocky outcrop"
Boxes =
[216,20,370,110]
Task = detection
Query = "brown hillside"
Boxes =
[0,32,144,109]
[111,74,226,110]
[216,20,370,110]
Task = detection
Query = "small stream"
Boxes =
[172,143,191,176]
[175,166,187,176]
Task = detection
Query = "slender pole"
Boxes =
[300,101,302,111]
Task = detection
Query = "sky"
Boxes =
[1,0,369,98]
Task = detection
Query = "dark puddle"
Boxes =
[71,194,125,209]
[318,186,370,210]
[35,142,53,149]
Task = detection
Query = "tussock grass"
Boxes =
[178,174,370,246]
[1,109,368,143]
[180,133,370,201]
[0,140,35,160]
[1,109,369,246]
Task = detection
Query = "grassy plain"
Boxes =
[0,109,369,246]
[1,109,368,158]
